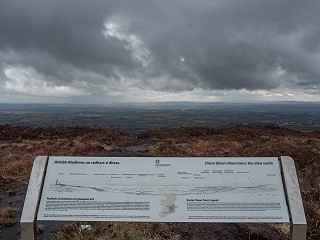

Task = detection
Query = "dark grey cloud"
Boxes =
[0,0,319,99]
[0,0,133,79]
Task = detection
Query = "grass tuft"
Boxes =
[0,207,19,228]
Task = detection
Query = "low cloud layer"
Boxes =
[0,0,320,102]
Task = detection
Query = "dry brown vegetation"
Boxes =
[0,207,19,228]
[53,222,177,240]
[0,124,319,239]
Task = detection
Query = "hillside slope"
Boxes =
[0,125,319,239]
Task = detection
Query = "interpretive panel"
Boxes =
[37,157,289,223]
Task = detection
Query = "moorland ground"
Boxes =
[0,124,319,239]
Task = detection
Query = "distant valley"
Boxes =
[0,101,319,133]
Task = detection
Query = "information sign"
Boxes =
[37,157,289,223]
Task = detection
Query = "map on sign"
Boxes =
[37,157,289,223]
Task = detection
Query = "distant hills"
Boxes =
[0,101,319,133]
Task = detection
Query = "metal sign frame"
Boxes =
[20,156,307,240]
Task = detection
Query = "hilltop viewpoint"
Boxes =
[0,124,319,239]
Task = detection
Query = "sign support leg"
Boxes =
[20,156,48,240]
[280,156,307,240]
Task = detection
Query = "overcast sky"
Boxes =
[0,0,319,103]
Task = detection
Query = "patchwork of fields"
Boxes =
[0,102,319,133]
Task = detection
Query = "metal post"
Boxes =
[20,156,48,240]
[280,156,307,240]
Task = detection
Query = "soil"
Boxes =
[0,124,319,239]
